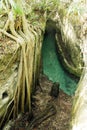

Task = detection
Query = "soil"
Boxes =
[10,73,73,130]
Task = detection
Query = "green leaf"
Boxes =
[9,0,23,15]
[13,4,23,15]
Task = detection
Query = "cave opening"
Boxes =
[42,20,79,96]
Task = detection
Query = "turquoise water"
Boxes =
[42,32,78,95]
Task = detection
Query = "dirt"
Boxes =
[10,74,73,130]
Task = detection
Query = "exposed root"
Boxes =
[0,0,37,127]
[0,29,18,41]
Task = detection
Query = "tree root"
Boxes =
[26,104,57,130]
[0,0,38,127]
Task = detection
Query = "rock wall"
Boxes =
[47,1,86,77]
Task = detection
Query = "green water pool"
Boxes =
[42,31,78,95]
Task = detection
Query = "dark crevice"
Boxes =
[2,91,8,99]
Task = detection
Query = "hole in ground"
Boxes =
[42,19,79,96]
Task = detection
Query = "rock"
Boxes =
[50,82,59,98]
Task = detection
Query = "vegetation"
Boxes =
[0,0,59,127]
[0,0,87,129]
[0,0,37,127]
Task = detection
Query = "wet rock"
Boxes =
[50,82,59,98]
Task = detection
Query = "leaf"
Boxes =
[13,4,23,15]
[9,0,23,15]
